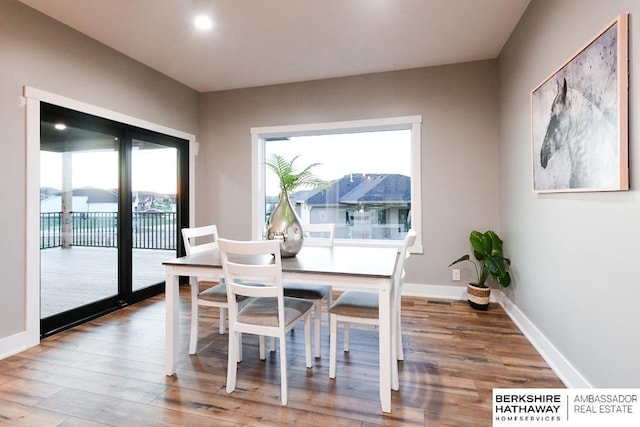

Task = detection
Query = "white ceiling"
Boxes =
[18,0,530,93]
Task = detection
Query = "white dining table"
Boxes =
[163,244,399,413]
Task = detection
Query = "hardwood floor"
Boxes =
[0,287,564,426]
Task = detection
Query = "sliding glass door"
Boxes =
[40,119,120,321]
[130,137,179,293]
[39,103,188,337]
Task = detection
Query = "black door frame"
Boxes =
[39,102,189,337]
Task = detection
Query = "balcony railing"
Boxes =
[40,212,177,250]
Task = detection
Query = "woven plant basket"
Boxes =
[467,283,490,311]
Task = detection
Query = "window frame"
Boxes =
[251,115,423,253]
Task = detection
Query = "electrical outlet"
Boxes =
[452,269,461,281]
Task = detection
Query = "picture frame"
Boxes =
[531,14,628,193]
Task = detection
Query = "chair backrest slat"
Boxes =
[223,258,282,299]
[303,223,335,247]
[181,224,219,255]
[218,238,285,328]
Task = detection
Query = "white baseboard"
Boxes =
[0,332,27,360]
[403,282,467,300]
[495,292,591,388]
[403,283,503,302]
[403,282,591,388]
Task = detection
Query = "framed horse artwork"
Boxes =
[531,14,629,193]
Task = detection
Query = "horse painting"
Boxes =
[538,77,617,189]
[531,17,627,192]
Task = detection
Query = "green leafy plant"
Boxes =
[265,154,326,193]
[448,230,511,288]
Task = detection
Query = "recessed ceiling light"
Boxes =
[54,123,66,130]
[194,15,212,30]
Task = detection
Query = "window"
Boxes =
[252,116,423,252]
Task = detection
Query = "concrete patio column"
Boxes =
[61,151,72,249]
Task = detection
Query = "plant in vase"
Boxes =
[264,154,326,257]
[448,230,511,310]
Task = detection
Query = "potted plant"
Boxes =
[448,230,511,310]
[264,154,325,257]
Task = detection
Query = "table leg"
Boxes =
[165,270,179,376]
[378,281,392,413]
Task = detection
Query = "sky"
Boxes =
[40,148,177,194]
[265,129,411,196]
[40,129,410,196]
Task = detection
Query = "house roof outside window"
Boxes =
[290,173,410,206]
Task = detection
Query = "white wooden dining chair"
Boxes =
[391,230,417,362]
[181,225,236,355]
[218,238,313,406]
[328,229,417,389]
[301,222,335,246]
[283,223,335,358]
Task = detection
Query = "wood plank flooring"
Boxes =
[0,287,564,426]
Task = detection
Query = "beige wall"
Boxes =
[499,0,640,386]
[198,61,501,288]
[12,0,633,390]
[1,0,500,352]
[0,0,198,340]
